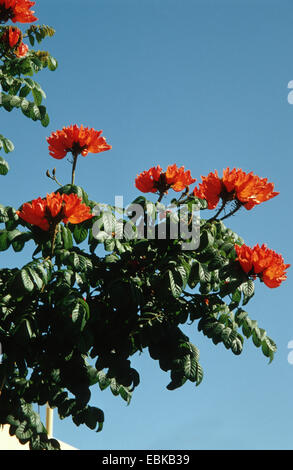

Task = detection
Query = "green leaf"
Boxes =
[48,56,58,71]
[241,279,255,305]
[86,366,100,386]
[198,230,214,252]
[231,288,242,304]
[32,88,43,106]
[0,157,9,175]
[119,386,132,404]
[73,224,88,244]
[19,85,31,98]
[97,371,110,391]
[7,229,22,243]
[7,415,21,427]
[41,112,50,127]
[235,308,248,325]
[110,378,120,396]
[68,252,80,270]
[261,337,277,363]
[28,33,35,46]
[71,299,89,331]
[20,268,34,292]
[9,95,22,108]
[34,261,51,284]
[199,263,211,283]
[0,230,9,250]
[26,266,43,290]
[28,103,41,120]
[169,269,182,297]
[208,254,226,271]
[15,421,33,440]
[183,355,197,381]
[84,407,104,431]
[60,225,73,250]
[12,232,32,252]
[104,238,115,252]
[20,97,30,112]
[0,136,14,153]
[231,335,243,355]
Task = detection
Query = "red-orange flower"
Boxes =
[1,26,28,56]
[14,39,27,56]
[135,165,162,194]
[17,192,93,231]
[135,164,196,196]
[235,243,290,288]
[0,0,37,24]
[193,170,222,209]
[193,168,279,210]
[7,24,19,45]
[47,125,112,160]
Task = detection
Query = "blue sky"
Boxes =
[1,0,293,450]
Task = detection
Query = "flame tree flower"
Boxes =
[17,192,93,232]
[14,39,27,56]
[193,167,279,219]
[235,243,290,288]
[0,0,37,24]
[47,124,112,184]
[135,164,196,201]
[1,26,28,57]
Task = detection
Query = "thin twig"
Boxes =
[219,203,242,221]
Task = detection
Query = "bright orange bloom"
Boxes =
[47,125,112,160]
[193,170,222,209]
[61,193,93,224]
[222,168,279,210]
[135,164,196,196]
[235,243,290,288]
[0,0,37,24]
[17,192,93,231]
[165,164,195,192]
[8,25,19,45]
[15,40,27,56]
[17,196,49,231]
[234,243,254,274]
[135,166,162,194]
[1,26,28,56]
[193,167,279,210]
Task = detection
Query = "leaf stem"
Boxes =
[71,151,79,185]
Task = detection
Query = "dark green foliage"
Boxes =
[0,189,278,449]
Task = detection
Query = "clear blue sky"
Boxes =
[1,0,293,450]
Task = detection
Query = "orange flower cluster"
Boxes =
[0,0,37,24]
[47,125,112,160]
[193,168,279,210]
[135,164,196,195]
[1,26,28,57]
[235,243,290,288]
[17,192,93,231]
